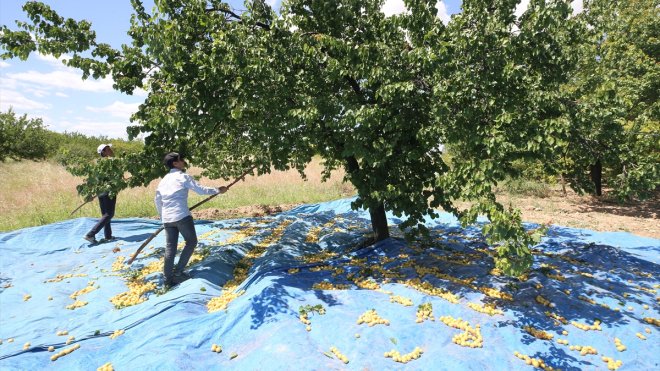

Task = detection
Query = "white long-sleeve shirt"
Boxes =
[155,169,219,223]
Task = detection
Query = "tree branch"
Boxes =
[205,7,271,30]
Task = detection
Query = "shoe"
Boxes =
[83,235,98,244]
[174,270,191,279]
[100,236,117,243]
[172,271,192,285]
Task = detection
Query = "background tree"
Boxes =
[435,0,579,273]
[0,109,54,162]
[2,0,580,275]
[0,108,144,166]
[48,131,144,166]
[557,0,659,199]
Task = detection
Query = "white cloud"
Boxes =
[86,101,140,119]
[55,92,69,98]
[6,53,116,94]
[36,53,69,67]
[265,0,279,7]
[34,53,148,96]
[51,119,129,139]
[0,89,50,111]
[571,0,584,15]
[18,113,54,128]
[37,114,53,126]
[24,86,50,98]
[382,0,450,23]
[515,0,530,18]
[133,87,148,97]
[436,1,450,25]
[516,0,582,18]
[0,76,17,90]
[382,0,407,17]
[0,61,10,68]
[7,69,115,93]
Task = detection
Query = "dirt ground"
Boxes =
[493,189,659,239]
[192,189,659,239]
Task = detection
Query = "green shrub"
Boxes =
[500,178,553,198]
[50,131,143,165]
[0,108,144,165]
[0,109,54,161]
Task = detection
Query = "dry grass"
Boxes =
[2,160,657,239]
[0,159,354,232]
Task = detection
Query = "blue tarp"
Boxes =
[0,198,658,370]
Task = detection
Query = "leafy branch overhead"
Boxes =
[3,0,653,276]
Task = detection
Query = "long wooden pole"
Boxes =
[126,166,256,265]
[70,196,96,216]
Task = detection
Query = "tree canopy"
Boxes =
[2,0,588,275]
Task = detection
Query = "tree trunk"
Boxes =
[369,202,390,242]
[590,159,602,196]
[344,155,389,242]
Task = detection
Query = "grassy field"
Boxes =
[0,159,355,232]
[2,159,657,238]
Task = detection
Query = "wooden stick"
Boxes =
[70,196,96,216]
[126,166,256,265]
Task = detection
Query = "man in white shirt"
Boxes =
[155,152,228,288]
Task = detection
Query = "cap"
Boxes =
[97,144,112,155]
[163,152,181,168]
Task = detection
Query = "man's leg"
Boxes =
[85,194,111,241]
[102,196,117,240]
[163,222,179,285]
[174,215,198,274]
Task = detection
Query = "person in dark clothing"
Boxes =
[83,144,117,244]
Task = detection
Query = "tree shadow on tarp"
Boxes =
[533,347,584,371]
[127,220,264,284]
[547,225,660,263]
[121,233,159,243]
[246,271,344,330]
[144,207,658,369]
[189,243,245,284]
[488,224,658,369]
[162,215,328,329]
[240,211,373,329]
[193,218,271,264]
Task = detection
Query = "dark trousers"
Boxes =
[86,194,116,240]
[163,215,198,281]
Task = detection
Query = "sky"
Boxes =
[0,1,580,139]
